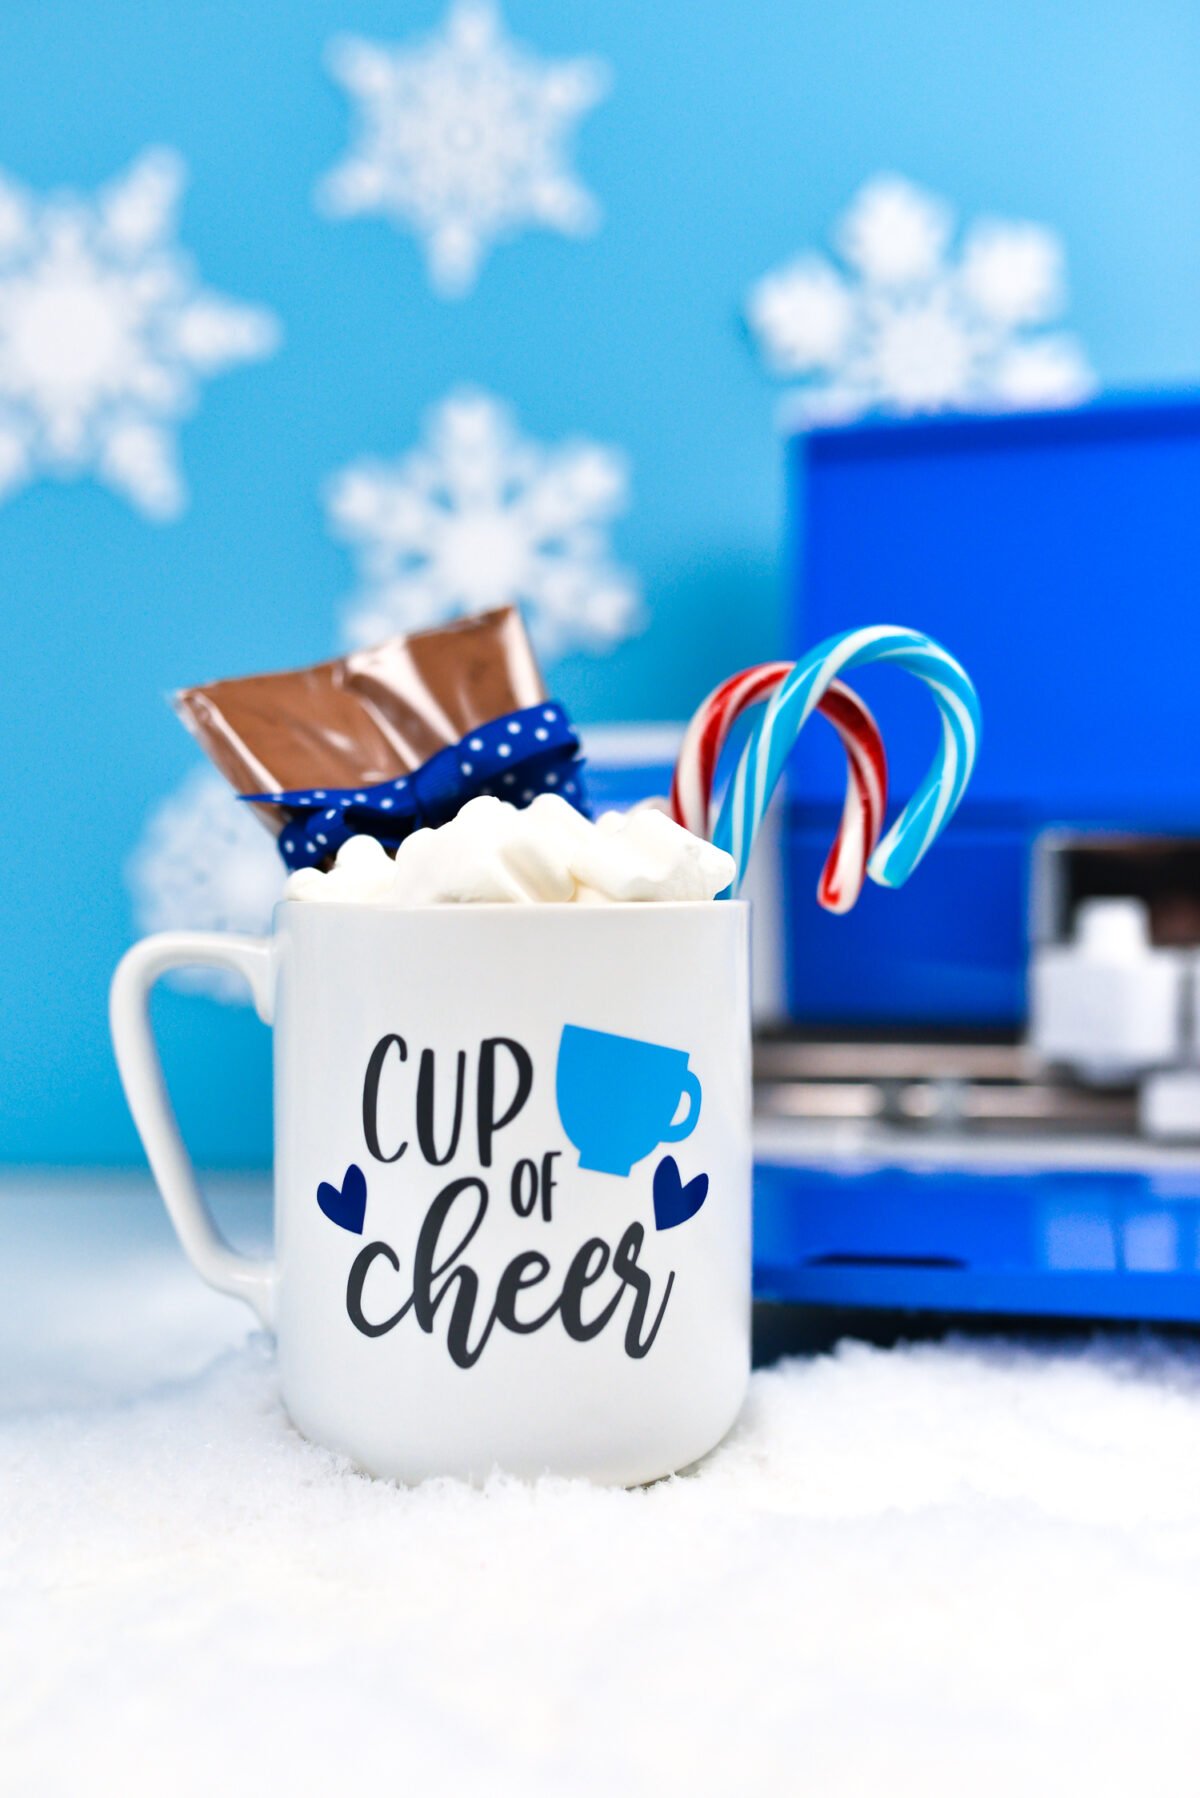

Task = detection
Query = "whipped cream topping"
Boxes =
[285,794,735,907]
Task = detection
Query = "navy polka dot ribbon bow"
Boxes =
[240,702,590,872]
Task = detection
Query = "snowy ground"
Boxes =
[4,1174,1200,1795]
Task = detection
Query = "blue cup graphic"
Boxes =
[555,1023,702,1177]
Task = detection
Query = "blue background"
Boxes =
[3,0,1199,1165]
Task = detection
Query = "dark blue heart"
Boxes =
[317,1162,367,1234]
[652,1155,709,1230]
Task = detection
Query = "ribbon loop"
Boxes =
[242,702,589,871]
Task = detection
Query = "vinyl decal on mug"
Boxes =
[317,1162,368,1235]
[319,1025,709,1370]
[555,1024,702,1177]
[652,1156,709,1231]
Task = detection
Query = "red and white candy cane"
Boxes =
[670,663,888,913]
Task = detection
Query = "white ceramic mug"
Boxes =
[111,900,752,1485]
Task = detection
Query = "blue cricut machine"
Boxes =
[753,392,1200,1322]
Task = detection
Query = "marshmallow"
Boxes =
[285,794,735,907]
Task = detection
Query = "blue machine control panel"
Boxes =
[754,1144,1200,1323]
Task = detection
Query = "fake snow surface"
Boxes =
[4,1178,1200,1795]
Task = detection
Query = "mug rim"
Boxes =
[276,897,749,916]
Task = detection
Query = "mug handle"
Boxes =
[661,1067,702,1144]
[110,931,278,1329]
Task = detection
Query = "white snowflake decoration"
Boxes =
[316,1,609,298]
[747,174,1095,425]
[0,148,279,518]
[327,388,641,661]
[128,769,285,1001]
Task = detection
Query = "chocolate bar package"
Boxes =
[175,607,545,836]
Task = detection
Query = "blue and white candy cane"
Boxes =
[713,625,980,895]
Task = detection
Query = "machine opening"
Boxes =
[1047,834,1200,948]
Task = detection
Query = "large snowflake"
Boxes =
[316,0,609,298]
[747,174,1095,425]
[326,388,641,661]
[0,148,279,518]
[127,769,284,1000]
